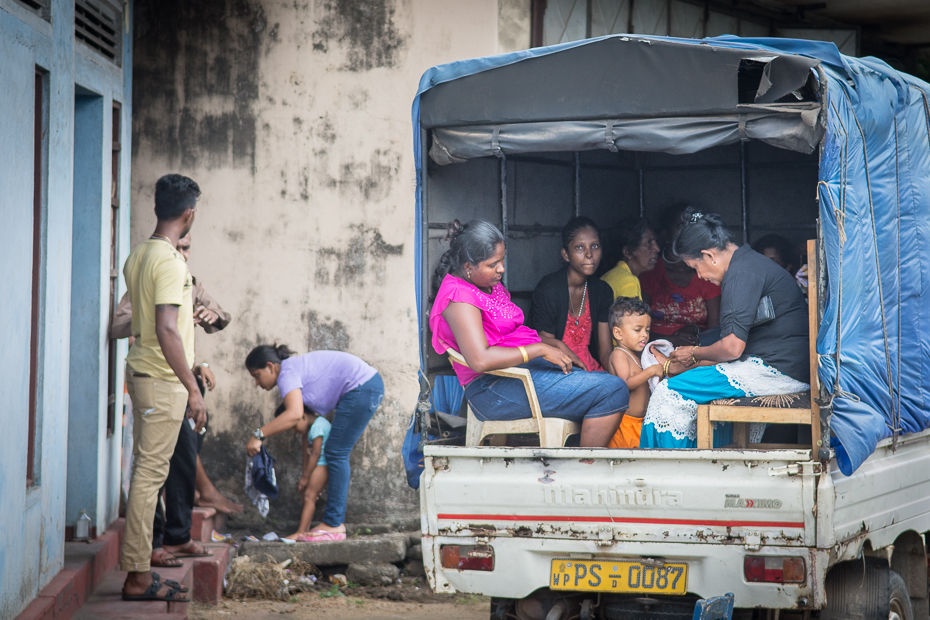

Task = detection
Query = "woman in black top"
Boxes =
[530,217,614,371]
[640,210,810,449]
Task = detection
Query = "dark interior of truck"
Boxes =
[422,139,820,450]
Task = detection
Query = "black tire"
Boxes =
[822,558,913,620]
[890,571,914,620]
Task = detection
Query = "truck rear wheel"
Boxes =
[822,557,913,620]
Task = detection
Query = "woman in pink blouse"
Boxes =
[429,220,628,447]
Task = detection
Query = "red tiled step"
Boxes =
[193,542,233,604]
[190,507,227,542]
[73,562,192,620]
[15,519,125,620]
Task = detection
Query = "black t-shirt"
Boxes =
[719,244,810,383]
[530,267,613,363]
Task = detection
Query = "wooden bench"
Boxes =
[445,348,579,448]
[695,239,822,452]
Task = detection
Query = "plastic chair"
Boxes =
[444,349,579,448]
[692,593,735,620]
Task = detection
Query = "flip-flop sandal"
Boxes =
[122,579,191,602]
[168,542,213,558]
[152,572,188,593]
[151,549,184,568]
[297,530,347,542]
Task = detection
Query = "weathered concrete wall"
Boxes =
[130,0,525,525]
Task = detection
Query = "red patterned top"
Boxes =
[563,296,602,372]
[639,259,721,335]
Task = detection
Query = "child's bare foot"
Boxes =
[283,532,303,541]
[195,490,244,514]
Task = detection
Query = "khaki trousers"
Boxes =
[120,373,188,572]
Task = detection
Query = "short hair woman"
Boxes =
[639,210,810,449]
[430,220,628,447]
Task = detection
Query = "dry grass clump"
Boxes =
[226,556,324,600]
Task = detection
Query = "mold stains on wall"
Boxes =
[311,0,408,71]
[133,0,271,173]
[320,149,402,201]
[314,225,403,287]
[303,310,351,352]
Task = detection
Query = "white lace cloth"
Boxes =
[640,339,674,392]
[645,357,810,442]
[244,457,272,518]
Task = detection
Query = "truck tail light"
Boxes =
[440,544,494,571]
[744,556,805,583]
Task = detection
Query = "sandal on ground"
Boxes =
[297,530,346,542]
[165,541,213,558]
[121,579,190,602]
[151,548,184,568]
[151,572,188,593]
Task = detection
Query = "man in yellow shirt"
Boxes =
[120,174,205,603]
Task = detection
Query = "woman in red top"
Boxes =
[641,205,720,347]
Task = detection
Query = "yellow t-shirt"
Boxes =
[601,260,642,300]
[124,238,195,381]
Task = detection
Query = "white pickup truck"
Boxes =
[420,436,930,619]
[412,34,930,620]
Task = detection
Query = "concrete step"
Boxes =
[15,519,125,620]
[190,507,227,542]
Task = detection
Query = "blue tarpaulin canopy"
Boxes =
[412,34,930,475]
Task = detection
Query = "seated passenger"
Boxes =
[641,205,720,347]
[600,218,659,300]
[753,233,808,297]
[605,298,667,449]
[430,220,629,448]
[752,234,798,274]
[530,216,613,371]
[639,210,810,449]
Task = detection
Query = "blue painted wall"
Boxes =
[0,0,132,616]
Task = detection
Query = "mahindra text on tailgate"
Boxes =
[422,447,816,597]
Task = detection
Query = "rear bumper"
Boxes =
[424,535,829,609]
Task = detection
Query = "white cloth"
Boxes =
[244,457,270,518]
[641,339,674,392]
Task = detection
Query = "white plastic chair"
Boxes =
[445,348,579,448]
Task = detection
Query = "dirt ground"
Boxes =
[189,590,490,620]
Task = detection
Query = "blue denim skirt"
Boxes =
[464,359,629,423]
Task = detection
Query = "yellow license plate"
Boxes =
[550,559,688,594]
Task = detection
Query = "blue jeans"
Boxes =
[322,373,384,527]
[465,359,628,423]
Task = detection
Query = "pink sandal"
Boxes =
[297,529,347,542]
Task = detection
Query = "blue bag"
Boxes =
[250,445,279,499]
[402,374,465,490]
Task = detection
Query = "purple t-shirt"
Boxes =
[276,352,377,414]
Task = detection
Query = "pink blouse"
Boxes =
[430,274,541,386]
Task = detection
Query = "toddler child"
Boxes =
[277,403,331,541]
[605,298,668,448]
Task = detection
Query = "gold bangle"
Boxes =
[691,346,699,365]
[518,346,529,364]
[663,358,672,377]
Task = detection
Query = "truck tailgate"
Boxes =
[422,446,817,547]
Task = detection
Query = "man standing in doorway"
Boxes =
[120,174,204,602]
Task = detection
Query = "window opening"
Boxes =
[106,103,121,437]
[14,0,50,19]
[75,0,122,65]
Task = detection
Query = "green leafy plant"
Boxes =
[319,585,345,599]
